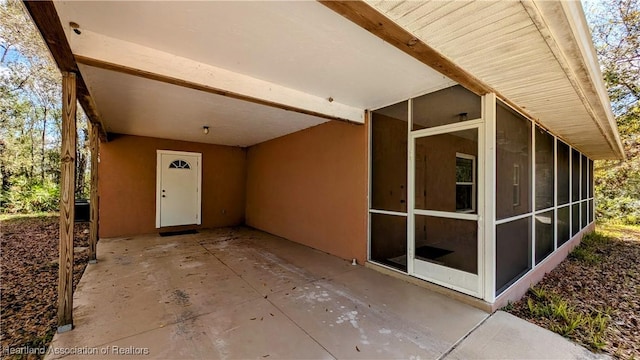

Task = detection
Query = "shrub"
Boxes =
[2,179,59,213]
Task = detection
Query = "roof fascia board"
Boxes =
[523,0,624,159]
[559,0,625,159]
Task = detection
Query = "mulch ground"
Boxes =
[506,224,640,359]
[1,215,90,360]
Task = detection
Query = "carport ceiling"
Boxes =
[54,1,453,146]
[78,65,331,147]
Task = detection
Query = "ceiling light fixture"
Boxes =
[203,126,210,135]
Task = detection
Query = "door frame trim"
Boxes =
[408,122,485,298]
[155,150,202,228]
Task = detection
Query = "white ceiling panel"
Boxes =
[78,65,329,147]
[55,1,451,110]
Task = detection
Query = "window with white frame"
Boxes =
[455,153,476,212]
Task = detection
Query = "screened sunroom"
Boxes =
[369,85,597,306]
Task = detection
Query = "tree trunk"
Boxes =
[0,141,11,196]
[41,108,47,184]
[75,150,86,199]
[29,117,35,181]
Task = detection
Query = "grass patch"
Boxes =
[570,247,602,264]
[0,212,58,221]
[598,222,640,240]
[526,286,610,350]
[569,231,612,264]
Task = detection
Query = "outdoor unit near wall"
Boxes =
[74,199,90,222]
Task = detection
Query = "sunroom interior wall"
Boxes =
[413,129,480,276]
[370,112,408,213]
[369,102,409,271]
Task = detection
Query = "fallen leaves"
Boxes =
[1,215,90,357]
[506,225,640,359]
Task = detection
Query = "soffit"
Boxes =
[365,0,622,159]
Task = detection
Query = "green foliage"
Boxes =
[570,246,601,264]
[0,0,90,214]
[585,0,640,225]
[530,286,547,300]
[594,107,640,225]
[501,301,514,311]
[526,286,610,350]
[2,178,59,213]
[569,231,611,264]
[584,310,611,350]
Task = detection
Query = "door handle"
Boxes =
[162,195,166,198]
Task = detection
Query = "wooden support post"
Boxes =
[88,121,99,264]
[58,72,76,333]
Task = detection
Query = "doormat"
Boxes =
[159,229,198,237]
[415,245,453,260]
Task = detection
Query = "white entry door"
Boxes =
[156,150,202,228]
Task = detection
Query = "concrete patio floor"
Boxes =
[46,227,603,359]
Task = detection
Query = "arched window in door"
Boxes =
[169,160,191,169]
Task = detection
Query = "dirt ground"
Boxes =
[1,216,638,359]
[1,215,89,360]
[506,224,640,359]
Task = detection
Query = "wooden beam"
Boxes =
[25,0,364,125]
[88,121,99,264]
[57,72,76,333]
[22,0,108,141]
[77,81,108,142]
[318,1,491,96]
[75,54,363,124]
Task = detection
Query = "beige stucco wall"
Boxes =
[245,121,368,264]
[98,134,246,237]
